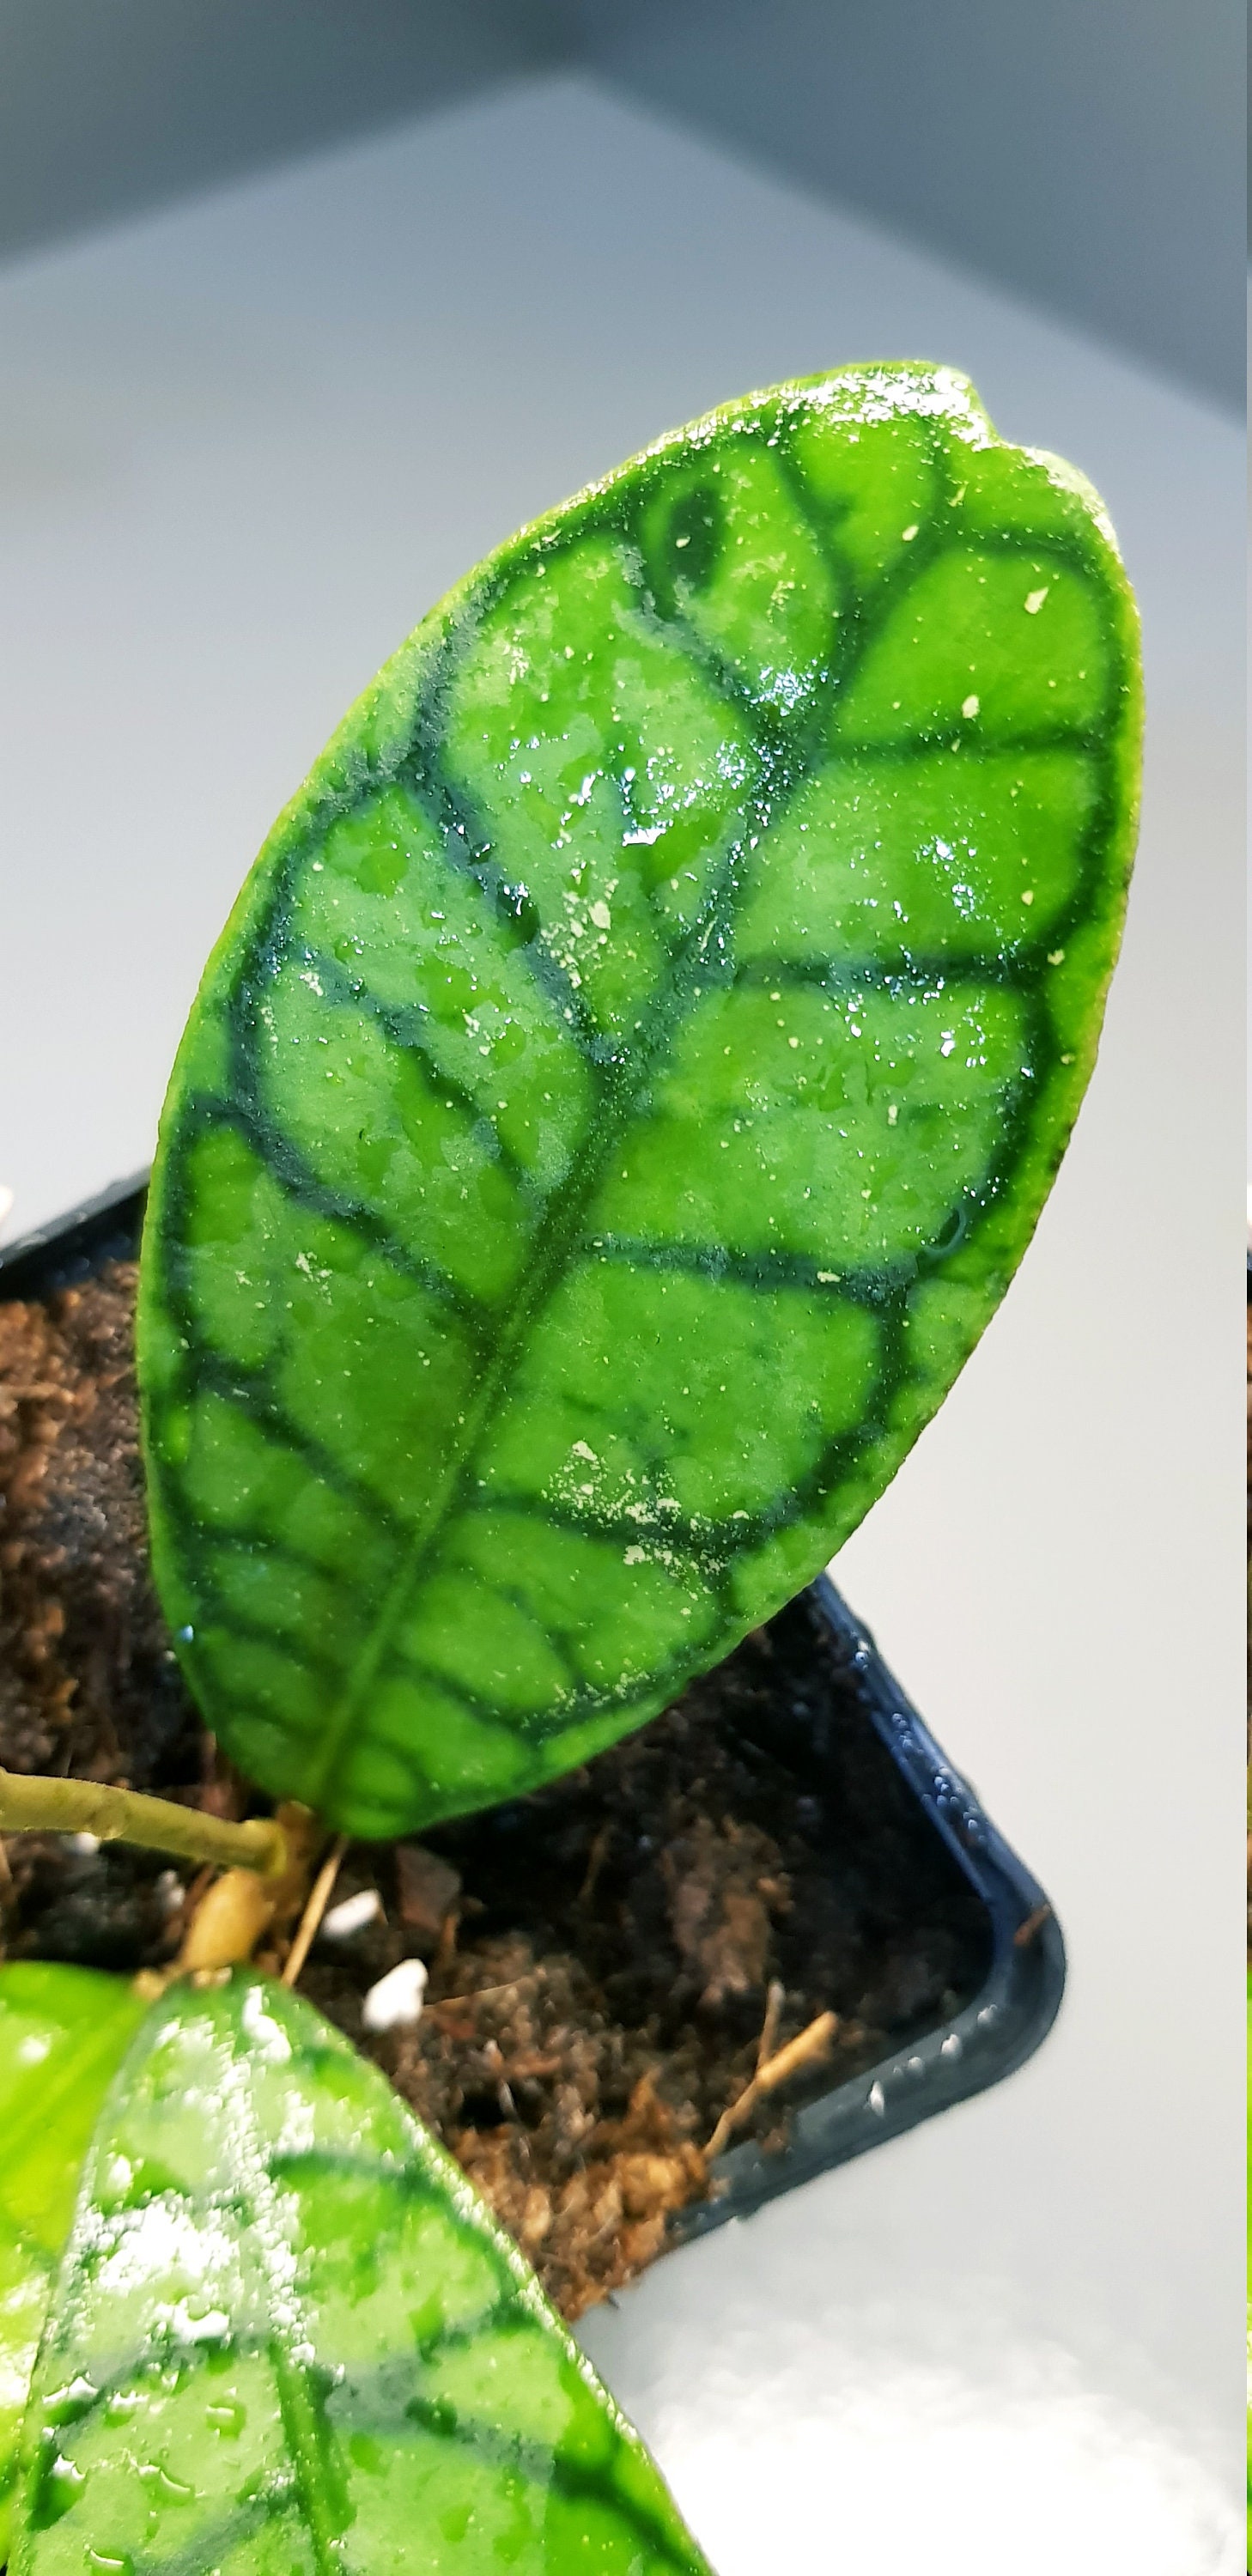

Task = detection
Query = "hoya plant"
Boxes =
[0,361,1140,2573]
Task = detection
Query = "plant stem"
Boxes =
[0,1769,289,1878]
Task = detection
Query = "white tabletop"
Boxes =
[0,74,1242,2573]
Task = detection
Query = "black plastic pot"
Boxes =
[0,1174,1065,2233]
[675,1569,1065,2237]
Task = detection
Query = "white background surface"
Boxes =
[0,75,1243,2572]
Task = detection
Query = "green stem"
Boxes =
[0,1770,288,1878]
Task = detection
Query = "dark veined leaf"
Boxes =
[9,1970,710,2576]
[0,1964,145,2561]
[137,363,1141,1838]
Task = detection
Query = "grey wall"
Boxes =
[0,0,558,264]
[0,0,1242,409]
[581,0,1246,414]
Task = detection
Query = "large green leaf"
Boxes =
[0,1963,145,2563]
[138,362,1141,1838]
[9,1970,709,2576]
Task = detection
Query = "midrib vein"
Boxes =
[289,495,1109,1803]
[301,480,855,1794]
[301,815,757,1803]
[216,2017,343,2576]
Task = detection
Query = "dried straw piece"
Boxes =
[704,2007,838,2160]
[283,1836,349,1987]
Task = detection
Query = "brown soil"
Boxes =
[0,1261,991,2320]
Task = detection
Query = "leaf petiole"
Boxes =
[0,1768,289,1878]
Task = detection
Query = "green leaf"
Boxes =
[9,1970,709,2576]
[137,362,1141,1838]
[0,1964,145,2563]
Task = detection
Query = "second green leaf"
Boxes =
[9,1970,709,2576]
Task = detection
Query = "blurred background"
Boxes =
[0,0,1243,1242]
[0,8,1244,2572]
[0,0,1243,402]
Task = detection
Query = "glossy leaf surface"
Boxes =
[138,363,1141,1837]
[0,1963,144,2562]
[9,1970,708,2576]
